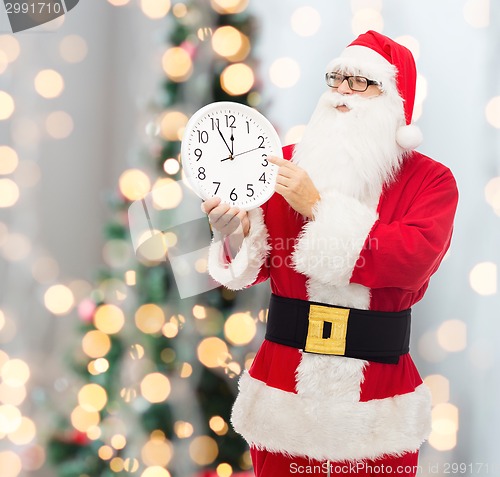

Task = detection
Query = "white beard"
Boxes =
[292,90,406,206]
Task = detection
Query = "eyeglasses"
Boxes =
[325,72,382,92]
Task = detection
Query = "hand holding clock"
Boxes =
[268,156,320,220]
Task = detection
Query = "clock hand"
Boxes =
[230,129,234,155]
[232,146,263,158]
[216,124,233,156]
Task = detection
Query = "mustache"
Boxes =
[321,91,374,111]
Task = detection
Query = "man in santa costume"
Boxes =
[202,31,458,476]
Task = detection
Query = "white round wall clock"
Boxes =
[181,101,282,210]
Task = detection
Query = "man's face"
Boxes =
[332,74,382,112]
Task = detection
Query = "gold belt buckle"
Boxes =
[304,304,350,355]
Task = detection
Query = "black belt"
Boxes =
[265,294,411,364]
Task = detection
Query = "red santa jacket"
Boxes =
[208,144,458,463]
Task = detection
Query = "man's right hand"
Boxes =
[201,197,250,238]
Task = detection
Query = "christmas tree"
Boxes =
[47,1,268,476]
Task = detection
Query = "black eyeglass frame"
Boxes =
[325,72,382,92]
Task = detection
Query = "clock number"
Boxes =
[198,167,206,180]
[262,153,268,167]
[246,184,254,197]
[211,118,220,130]
[246,121,250,134]
[258,136,265,148]
[225,115,236,128]
[213,182,221,194]
[194,148,203,161]
[197,130,209,143]
[259,172,266,182]
[230,188,238,201]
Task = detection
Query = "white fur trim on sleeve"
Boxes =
[292,191,378,286]
[207,207,270,290]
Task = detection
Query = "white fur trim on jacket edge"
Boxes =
[207,207,269,290]
[231,370,432,462]
[292,190,378,287]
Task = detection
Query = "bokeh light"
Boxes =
[221,63,254,96]
[0,35,21,63]
[0,451,22,477]
[108,0,130,5]
[484,176,500,215]
[34,69,64,99]
[485,96,500,128]
[174,420,193,438]
[269,58,300,88]
[197,337,229,368]
[162,47,193,82]
[1,359,30,387]
[71,405,100,433]
[59,35,88,63]
[437,320,467,352]
[141,435,173,466]
[119,169,151,201]
[141,467,171,477]
[284,125,306,145]
[189,435,218,465]
[211,26,250,62]
[210,0,248,15]
[463,0,490,28]
[0,146,18,174]
[94,304,125,334]
[82,330,112,358]
[44,284,75,315]
[152,178,183,209]
[0,179,19,208]
[469,261,497,296]
[140,0,171,19]
[351,8,384,35]
[424,374,450,406]
[224,312,256,345]
[0,91,15,120]
[45,111,74,139]
[163,158,180,175]
[78,383,108,412]
[395,35,421,60]
[135,304,165,334]
[140,373,171,403]
[290,6,321,37]
[8,416,36,445]
[160,110,188,141]
[429,402,459,451]
[217,463,233,477]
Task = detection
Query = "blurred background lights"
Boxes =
[107,0,130,6]
[34,69,64,99]
[424,374,450,406]
[78,383,108,412]
[135,304,165,334]
[437,320,467,352]
[43,284,75,315]
[98,445,113,460]
[124,457,140,472]
[0,51,7,74]
[163,157,180,175]
[59,35,88,63]
[94,304,125,334]
[209,415,228,435]
[0,146,18,174]
[160,110,188,141]
[162,47,193,82]
[0,91,15,120]
[210,0,248,15]
[189,435,218,465]
[284,124,306,145]
[140,0,171,19]
[140,373,171,403]
[429,402,459,451]
[485,176,500,214]
[1,359,30,387]
[395,35,421,60]
[485,96,500,128]
[350,0,383,12]
[152,178,183,209]
[0,35,21,63]
[217,463,233,477]
[351,9,384,35]
[82,330,112,358]
[31,255,60,283]
[224,312,256,345]
[197,337,229,368]
[221,63,254,96]
[2,232,31,261]
[119,168,151,201]
[45,110,74,139]
[7,416,36,445]
[211,26,250,62]
[463,0,490,28]
[111,433,127,449]
[141,466,171,477]
[0,179,19,208]
[469,261,497,296]
[0,404,22,433]
[291,6,321,37]
[70,406,100,432]
[174,420,193,438]
[141,435,173,466]
[136,230,168,263]
[0,451,22,477]
[269,57,300,89]
[173,3,188,18]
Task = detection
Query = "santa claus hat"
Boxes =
[327,30,422,150]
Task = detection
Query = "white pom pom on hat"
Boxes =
[330,31,423,150]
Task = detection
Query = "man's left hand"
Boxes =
[268,156,320,219]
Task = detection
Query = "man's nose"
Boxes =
[337,79,353,94]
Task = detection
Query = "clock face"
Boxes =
[181,101,281,210]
